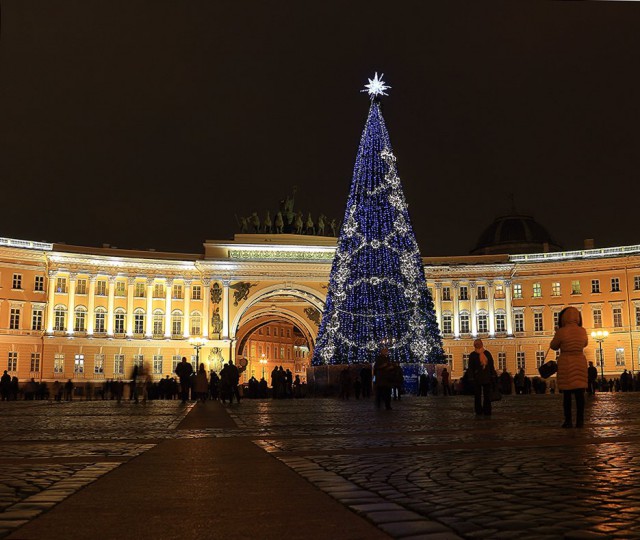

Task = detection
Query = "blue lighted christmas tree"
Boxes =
[312,74,445,366]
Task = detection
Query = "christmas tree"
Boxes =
[312,74,445,366]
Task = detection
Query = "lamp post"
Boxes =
[591,330,608,389]
[189,337,206,372]
[259,354,267,379]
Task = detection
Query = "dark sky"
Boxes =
[1,2,640,256]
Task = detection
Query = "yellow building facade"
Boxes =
[1,233,639,386]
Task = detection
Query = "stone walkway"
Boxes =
[2,393,640,539]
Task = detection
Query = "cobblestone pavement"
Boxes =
[2,394,640,539]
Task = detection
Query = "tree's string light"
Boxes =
[312,76,445,366]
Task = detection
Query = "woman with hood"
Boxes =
[550,306,588,428]
[468,339,497,416]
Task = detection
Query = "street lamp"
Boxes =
[591,330,609,389]
[259,354,267,379]
[189,337,206,372]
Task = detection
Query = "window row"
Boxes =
[250,342,293,361]
[441,311,507,335]
[256,327,292,338]
[513,278,624,299]
[53,278,204,300]
[50,353,195,376]
[439,284,505,302]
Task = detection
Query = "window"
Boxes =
[153,310,164,335]
[12,274,22,289]
[280,328,285,337]
[266,327,271,336]
[613,307,623,328]
[54,306,67,331]
[287,329,291,338]
[32,307,43,331]
[611,277,620,292]
[135,282,146,297]
[95,308,106,333]
[34,275,44,292]
[593,309,602,329]
[477,312,488,333]
[153,355,163,374]
[571,280,581,295]
[533,283,542,298]
[115,281,126,296]
[497,352,506,371]
[114,309,125,334]
[595,348,604,368]
[517,351,526,370]
[76,279,87,295]
[172,355,181,373]
[74,307,87,332]
[442,287,451,301]
[591,279,600,294]
[190,312,201,336]
[462,353,470,370]
[551,282,561,296]
[495,313,506,333]
[635,276,640,291]
[442,314,452,335]
[536,350,545,368]
[192,285,202,300]
[56,277,67,293]
[173,284,183,299]
[636,306,640,327]
[616,348,625,367]
[134,309,145,334]
[553,311,560,329]
[494,284,504,299]
[96,280,107,296]
[94,354,105,374]
[459,286,468,301]
[534,313,544,332]
[444,354,453,369]
[74,354,84,374]
[114,354,125,375]
[30,352,40,373]
[133,355,144,369]
[153,283,164,298]
[477,286,486,300]
[280,346,285,359]
[54,353,64,373]
[460,312,470,334]
[514,312,524,333]
[171,311,182,336]
[513,284,522,299]
[9,307,20,330]
[8,351,17,372]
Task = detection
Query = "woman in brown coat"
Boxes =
[550,307,588,428]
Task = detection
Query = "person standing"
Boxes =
[468,339,497,417]
[360,364,372,398]
[441,367,452,396]
[175,356,193,404]
[195,363,209,403]
[550,306,588,428]
[0,370,10,401]
[373,348,394,410]
[587,361,598,395]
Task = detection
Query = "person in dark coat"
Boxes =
[0,370,10,401]
[360,364,372,398]
[441,367,452,396]
[418,373,429,396]
[587,361,598,395]
[468,339,497,416]
[374,348,394,410]
[175,356,193,404]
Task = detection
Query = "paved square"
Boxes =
[1,394,640,539]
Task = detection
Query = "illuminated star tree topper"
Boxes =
[361,72,391,98]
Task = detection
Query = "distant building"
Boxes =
[0,222,638,388]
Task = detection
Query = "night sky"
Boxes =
[1,2,640,256]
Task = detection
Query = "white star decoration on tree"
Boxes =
[362,72,391,97]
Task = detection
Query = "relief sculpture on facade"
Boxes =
[231,282,257,306]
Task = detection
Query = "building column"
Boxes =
[106,276,116,336]
[126,277,135,336]
[183,280,191,338]
[487,280,496,337]
[145,278,154,338]
[222,279,230,339]
[505,279,514,336]
[434,282,443,330]
[470,281,477,337]
[164,279,173,338]
[46,270,56,334]
[202,279,211,339]
[452,281,460,338]
[87,276,96,334]
[66,274,77,335]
